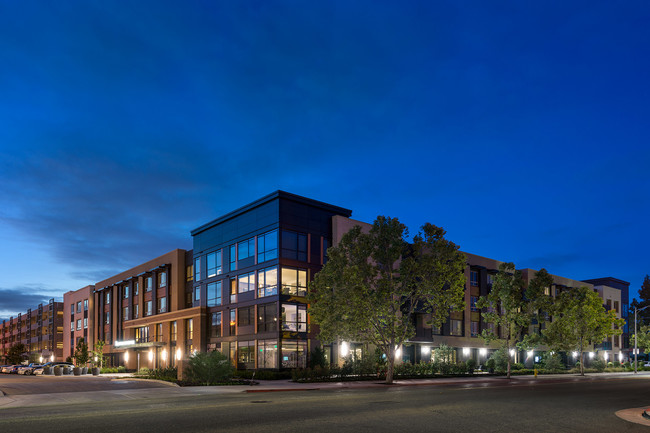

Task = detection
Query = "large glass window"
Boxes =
[210,312,221,338]
[230,310,236,335]
[207,281,222,307]
[158,272,167,288]
[257,230,278,263]
[257,267,278,297]
[229,245,236,271]
[207,251,222,278]
[281,340,306,369]
[281,267,307,297]
[170,321,177,341]
[258,303,277,332]
[237,306,254,326]
[186,319,193,340]
[281,304,307,332]
[257,339,277,369]
[238,340,255,369]
[281,230,307,262]
[135,326,149,343]
[237,237,255,261]
[238,272,255,294]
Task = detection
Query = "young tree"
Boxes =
[74,338,89,367]
[543,286,625,376]
[518,268,555,351]
[92,340,106,368]
[309,216,466,384]
[476,262,527,379]
[631,325,650,355]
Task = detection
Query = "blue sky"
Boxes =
[1,1,649,320]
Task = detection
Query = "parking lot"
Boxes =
[0,373,172,396]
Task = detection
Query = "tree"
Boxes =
[74,338,89,367]
[631,324,650,356]
[92,340,106,368]
[476,262,528,379]
[518,268,555,352]
[184,350,233,385]
[632,275,650,325]
[309,216,466,384]
[7,343,27,365]
[543,286,625,376]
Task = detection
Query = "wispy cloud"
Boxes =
[0,288,58,322]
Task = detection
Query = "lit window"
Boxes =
[258,267,278,297]
[257,230,278,263]
[450,319,463,336]
[281,304,307,332]
[281,267,307,297]
[207,251,222,278]
[238,272,255,294]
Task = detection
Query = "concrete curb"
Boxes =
[110,377,179,387]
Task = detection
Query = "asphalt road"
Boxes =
[2,375,650,432]
[0,374,172,395]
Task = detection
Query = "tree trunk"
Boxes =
[579,340,584,376]
[506,339,511,379]
[386,350,395,384]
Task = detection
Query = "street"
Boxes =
[1,375,650,432]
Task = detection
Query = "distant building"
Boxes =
[0,300,64,363]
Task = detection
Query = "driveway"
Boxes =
[0,374,172,396]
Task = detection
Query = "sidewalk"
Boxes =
[1,371,649,409]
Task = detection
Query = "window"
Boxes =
[470,271,479,286]
[230,279,237,303]
[614,301,619,313]
[76,319,81,331]
[211,312,221,338]
[145,301,152,317]
[487,274,494,286]
[470,321,479,337]
[158,271,167,288]
[186,265,193,282]
[70,320,74,333]
[237,237,255,261]
[229,245,236,271]
[258,303,277,332]
[257,267,278,297]
[281,304,307,332]
[258,339,277,369]
[83,318,87,329]
[238,272,255,294]
[238,340,255,369]
[207,281,222,307]
[83,299,88,311]
[450,319,462,336]
[257,230,278,263]
[281,340,306,369]
[470,296,479,312]
[134,282,139,296]
[207,250,222,278]
[123,285,129,299]
[156,323,163,342]
[544,285,551,296]
[606,299,612,311]
[281,267,307,297]
[105,291,111,304]
[105,312,110,325]
[76,301,82,313]
[194,257,201,281]
[122,307,129,321]
[322,238,330,264]
[135,326,149,343]
[186,319,193,340]
[157,297,167,314]
[145,276,152,292]
[70,304,74,316]
[281,230,307,261]
[134,304,139,319]
[238,306,254,326]
[170,321,177,341]
[194,285,201,303]
[230,310,236,335]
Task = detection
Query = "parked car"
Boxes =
[1,365,20,374]
[643,361,650,367]
[32,361,75,375]
[17,363,43,375]
[0,365,13,373]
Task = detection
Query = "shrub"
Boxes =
[590,359,606,372]
[488,349,509,373]
[511,362,525,371]
[308,347,327,369]
[466,358,477,374]
[137,366,178,382]
[607,362,614,368]
[184,350,233,385]
[543,353,565,372]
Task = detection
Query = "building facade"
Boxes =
[63,285,95,362]
[0,299,64,363]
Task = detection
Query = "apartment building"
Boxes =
[190,191,351,369]
[0,299,64,363]
[63,285,94,361]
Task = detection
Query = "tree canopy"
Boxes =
[543,286,625,375]
[308,216,466,383]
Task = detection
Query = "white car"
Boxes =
[17,364,43,375]
[643,361,650,367]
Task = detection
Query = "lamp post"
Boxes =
[634,305,650,374]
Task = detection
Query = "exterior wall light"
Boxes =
[527,350,533,358]
[176,348,182,361]
[124,351,129,363]
[162,349,168,362]
[462,347,470,356]
[421,346,430,355]
[340,341,349,358]
[395,346,402,359]
[604,352,609,361]
[589,352,594,359]
[148,350,154,362]
[479,348,487,357]
[509,349,515,357]
[39,356,43,363]
[572,351,578,358]
[50,354,54,362]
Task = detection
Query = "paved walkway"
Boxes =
[2,371,650,409]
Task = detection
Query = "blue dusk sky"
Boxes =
[0,1,649,321]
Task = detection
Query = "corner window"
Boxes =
[281,230,307,262]
[257,230,278,263]
[281,304,307,332]
[258,267,278,297]
[258,303,277,332]
[238,272,255,294]
[281,267,307,297]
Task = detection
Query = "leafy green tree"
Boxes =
[543,286,625,376]
[309,217,466,384]
[631,324,650,354]
[92,340,106,368]
[7,343,27,364]
[632,275,650,325]
[74,338,89,367]
[184,350,233,385]
[476,263,528,378]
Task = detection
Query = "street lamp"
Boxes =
[634,305,650,374]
